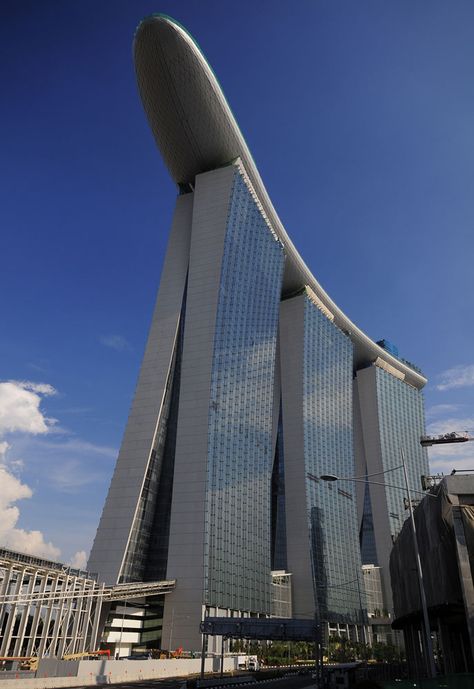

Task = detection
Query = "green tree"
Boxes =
[371,642,402,663]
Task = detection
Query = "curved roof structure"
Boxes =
[133,14,426,389]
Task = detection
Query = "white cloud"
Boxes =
[0,442,23,472]
[37,438,117,459]
[427,417,474,437]
[436,364,474,391]
[425,404,459,419]
[60,406,94,415]
[0,380,114,562]
[99,334,131,352]
[27,362,49,374]
[70,550,87,570]
[50,459,106,493]
[0,381,57,435]
[12,381,57,396]
[0,381,61,560]
[429,453,474,475]
[0,466,60,560]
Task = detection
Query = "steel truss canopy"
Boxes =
[200,617,319,641]
[105,580,176,601]
[0,548,175,606]
[0,548,176,660]
[0,580,176,606]
[133,13,426,389]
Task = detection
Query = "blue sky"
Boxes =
[1,0,474,565]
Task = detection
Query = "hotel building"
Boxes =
[88,14,428,651]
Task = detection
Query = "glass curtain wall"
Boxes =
[303,298,364,623]
[375,367,429,538]
[204,170,285,613]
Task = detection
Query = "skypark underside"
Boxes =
[133,14,425,389]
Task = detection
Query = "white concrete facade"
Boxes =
[355,364,429,613]
[354,367,394,609]
[279,296,315,620]
[162,165,237,651]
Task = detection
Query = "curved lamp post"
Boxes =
[312,449,437,679]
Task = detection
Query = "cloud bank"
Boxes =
[70,550,87,569]
[436,364,474,391]
[99,334,131,352]
[0,381,60,560]
[0,380,56,435]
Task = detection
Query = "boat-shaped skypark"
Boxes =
[89,13,429,653]
[134,13,425,389]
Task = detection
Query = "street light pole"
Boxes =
[316,457,438,679]
[355,573,366,645]
[400,448,436,678]
[168,607,174,653]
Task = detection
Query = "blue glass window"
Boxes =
[303,298,365,624]
[204,170,285,613]
[375,367,429,538]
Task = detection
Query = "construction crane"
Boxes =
[420,431,474,489]
[420,431,471,447]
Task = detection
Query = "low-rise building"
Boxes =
[270,571,292,619]
[390,474,474,675]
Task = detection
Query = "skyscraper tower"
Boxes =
[88,15,428,651]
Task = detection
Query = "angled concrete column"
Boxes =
[88,193,193,584]
[453,505,474,665]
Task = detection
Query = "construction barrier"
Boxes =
[0,657,239,688]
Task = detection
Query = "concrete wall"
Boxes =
[355,366,395,612]
[352,378,367,533]
[162,165,235,650]
[0,658,238,688]
[279,295,315,619]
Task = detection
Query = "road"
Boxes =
[71,672,316,689]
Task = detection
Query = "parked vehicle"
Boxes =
[237,654,259,671]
